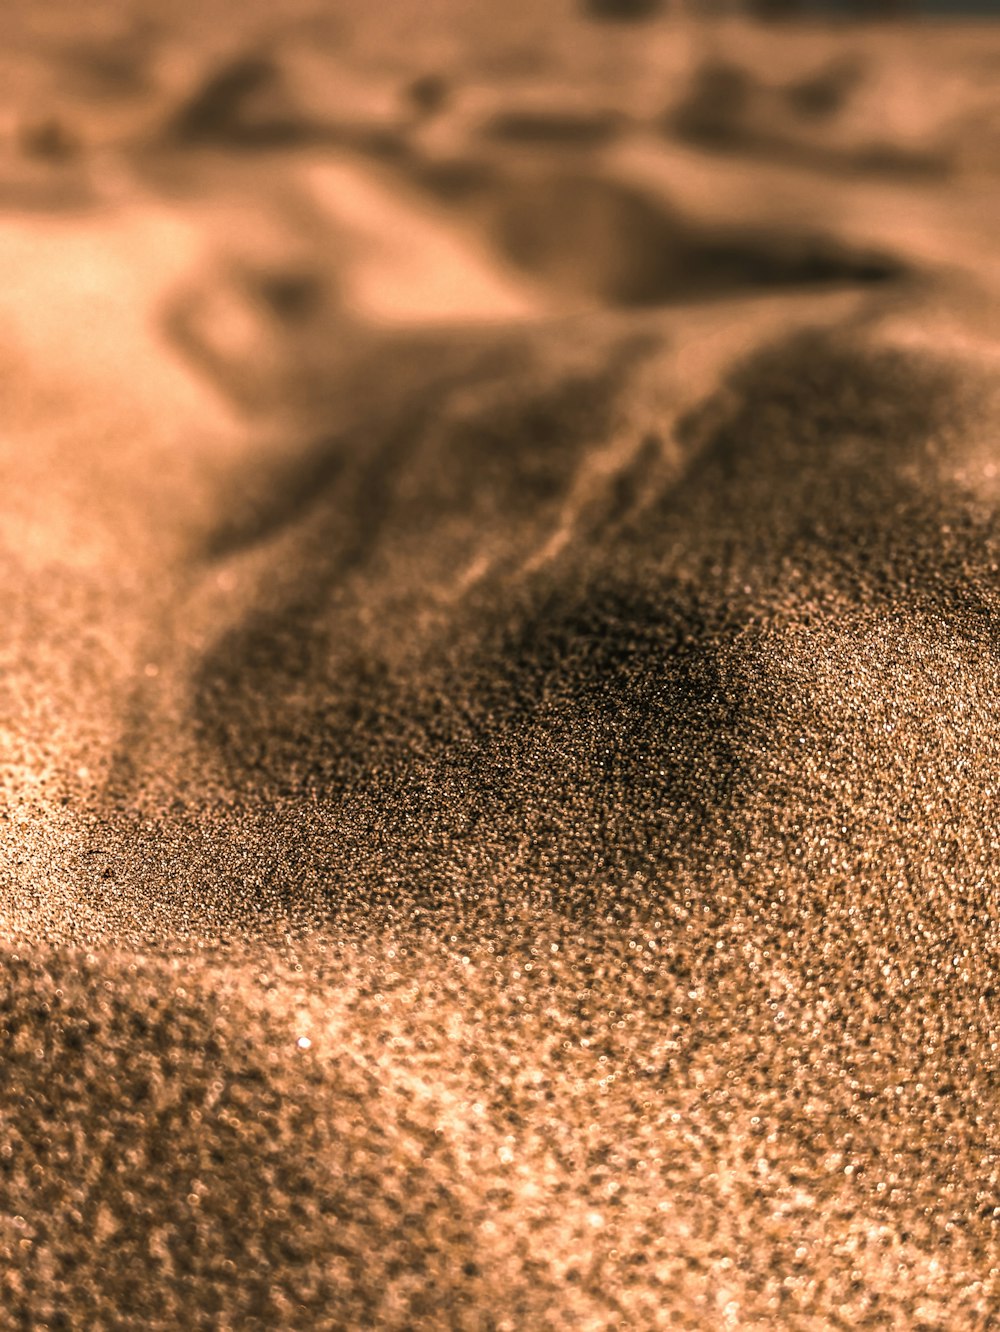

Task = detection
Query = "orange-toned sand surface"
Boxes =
[3,2,1000,1327]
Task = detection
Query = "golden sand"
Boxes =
[2,6,1000,1327]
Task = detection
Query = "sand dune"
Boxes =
[3,10,1000,1329]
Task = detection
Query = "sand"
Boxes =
[2,7,1000,1329]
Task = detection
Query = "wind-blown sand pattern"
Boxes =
[2,3,1000,1327]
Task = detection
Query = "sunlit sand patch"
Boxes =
[0,202,250,576]
[301,157,544,324]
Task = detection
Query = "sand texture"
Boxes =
[2,5,1000,1328]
